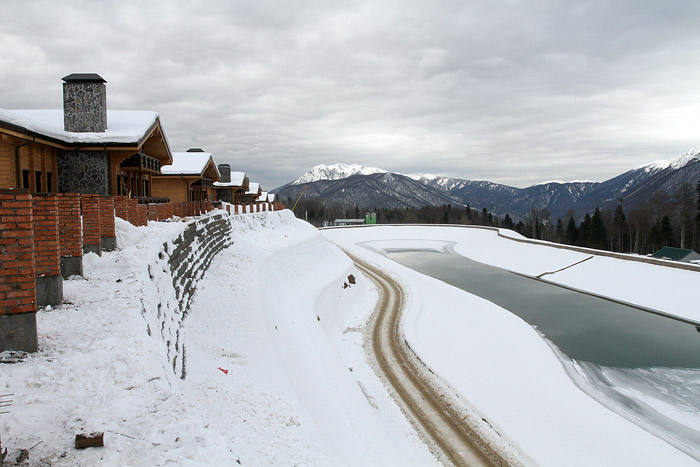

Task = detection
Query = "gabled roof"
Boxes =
[246,182,261,195]
[652,246,700,261]
[1,108,160,145]
[213,171,247,187]
[161,151,221,179]
[257,191,269,203]
[268,193,276,203]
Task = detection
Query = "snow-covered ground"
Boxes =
[324,225,700,466]
[0,211,436,466]
[2,215,699,466]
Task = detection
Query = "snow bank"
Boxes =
[324,225,699,466]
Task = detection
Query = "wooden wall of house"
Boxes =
[152,177,190,203]
[0,134,57,192]
[109,150,132,196]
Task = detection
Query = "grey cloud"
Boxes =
[1,0,699,190]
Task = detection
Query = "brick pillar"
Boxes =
[57,193,83,278]
[262,203,267,212]
[126,198,138,225]
[32,194,63,307]
[235,204,239,215]
[136,204,148,227]
[114,195,129,221]
[206,200,212,212]
[81,194,102,256]
[194,201,201,216]
[99,196,116,252]
[147,204,156,221]
[226,205,231,214]
[0,188,37,352]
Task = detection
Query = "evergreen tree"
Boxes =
[565,216,578,245]
[579,213,591,247]
[589,206,608,250]
[503,214,514,230]
[613,202,627,252]
[555,218,564,243]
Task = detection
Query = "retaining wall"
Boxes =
[145,213,235,379]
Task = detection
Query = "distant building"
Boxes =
[334,218,366,226]
[152,148,220,202]
[651,247,700,263]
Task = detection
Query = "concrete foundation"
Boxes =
[101,236,117,252]
[83,243,102,256]
[0,312,38,352]
[61,256,83,278]
[36,274,64,307]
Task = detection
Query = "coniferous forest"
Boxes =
[286,179,700,255]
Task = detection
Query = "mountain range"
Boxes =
[272,149,700,221]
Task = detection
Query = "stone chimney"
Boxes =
[218,164,231,183]
[62,73,107,133]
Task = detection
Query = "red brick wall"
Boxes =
[0,189,36,315]
[81,194,101,250]
[99,196,116,239]
[57,193,82,258]
[32,194,60,278]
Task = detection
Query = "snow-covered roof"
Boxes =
[0,108,160,144]
[213,171,246,187]
[268,193,276,203]
[246,182,260,195]
[161,152,220,177]
[257,191,268,202]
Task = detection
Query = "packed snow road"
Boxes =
[349,252,511,467]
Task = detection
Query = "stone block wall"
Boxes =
[147,213,235,379]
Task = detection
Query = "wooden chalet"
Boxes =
[214,163,249,204]
[0,74,172,199]
[241,182,262,205]
[151,149,221,203]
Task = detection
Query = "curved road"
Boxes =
[349,253,513,467]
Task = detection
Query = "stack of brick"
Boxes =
[32,194,62,307]
[99,196,116,251]
[0,188,37,352]
[81,194,102,255]
[57,193,83,277]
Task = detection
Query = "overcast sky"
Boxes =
[2,0,699,189]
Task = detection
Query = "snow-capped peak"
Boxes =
[638,146,700,173]
[293,163,387,184]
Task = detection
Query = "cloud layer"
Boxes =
[2,0,699,189]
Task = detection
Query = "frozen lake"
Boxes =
[386,248,700,459]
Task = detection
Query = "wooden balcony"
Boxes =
[120,153,161,174]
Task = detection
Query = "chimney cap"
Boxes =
[62,73,107,83]
[186,148,205,152]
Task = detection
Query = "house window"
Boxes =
[35,171,42,192]
[47,172,53,192]
[143,179,150,197]
[22,170,30,189]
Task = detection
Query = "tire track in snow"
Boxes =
[349,253,512,467]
